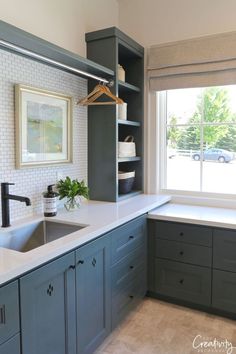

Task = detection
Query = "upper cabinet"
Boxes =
[86,27,144,202]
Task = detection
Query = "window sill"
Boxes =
[160,189,236,209]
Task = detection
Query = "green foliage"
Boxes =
[56,176,89,202]
[167,116,181,148]
[171,87,236,151]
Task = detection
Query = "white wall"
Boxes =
[0,0,119,56]
[118,0,236,47]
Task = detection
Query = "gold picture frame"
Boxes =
[15,84,73,168]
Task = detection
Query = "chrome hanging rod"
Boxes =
[0,39,110,84]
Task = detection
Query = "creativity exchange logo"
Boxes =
[193,335,236,353]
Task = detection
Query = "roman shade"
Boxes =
[148,31,236,91]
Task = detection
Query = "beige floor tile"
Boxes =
[95,298,236,354]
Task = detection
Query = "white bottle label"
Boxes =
[44,198,57,213]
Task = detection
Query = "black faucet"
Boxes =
[1,183,31,227]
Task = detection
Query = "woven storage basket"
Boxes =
[118,171,135,194]
[118,136,136,158]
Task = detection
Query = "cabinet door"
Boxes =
[20,252,76,354]
[0,334,20,354]
[213,229,236,272]
[0,281,19,345]
[76,235,111,354]
[212,269,236,314]
[154,259,211,306]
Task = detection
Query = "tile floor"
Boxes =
[95,298,236,354]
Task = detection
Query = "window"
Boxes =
[159,85,236,195]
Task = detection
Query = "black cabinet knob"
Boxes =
[179,251,184,256]
[179,279,184,284]
[129,265,134,270]
[69,265,75,270]
[129,295,134,299]
[179,232,184,236]
[77,260,84,265]
[129,235,134,240]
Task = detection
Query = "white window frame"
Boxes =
[147,90,236,208]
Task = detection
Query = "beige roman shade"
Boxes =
[148,31,236,91]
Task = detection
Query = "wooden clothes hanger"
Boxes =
[77,84,123,106]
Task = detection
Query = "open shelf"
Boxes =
[118,157,141,163]
[86,27,144,202]
[118,80,140,93]
[118,119,141,127]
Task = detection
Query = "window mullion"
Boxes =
[200,89,204,192]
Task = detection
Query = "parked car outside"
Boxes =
[192,148,234,163]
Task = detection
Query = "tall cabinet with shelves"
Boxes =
[86,27,144,202]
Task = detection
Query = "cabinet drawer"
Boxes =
[0,281,19,345]
[212,269,236,314]
[154,259,211,306]
[0,334,20,354]
[213,229,236,272]
[112,271,146,329]
[155,239,212,267]
[112,246,145,295]
[153,221,212,247]
[111,215,146,265]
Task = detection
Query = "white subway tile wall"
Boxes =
[0,48,87,221]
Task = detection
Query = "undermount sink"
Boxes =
[0,220,86,253]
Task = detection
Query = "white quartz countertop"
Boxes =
[0,194,170,286]
[148,202,236,229]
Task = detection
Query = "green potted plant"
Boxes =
[56,176,89,211]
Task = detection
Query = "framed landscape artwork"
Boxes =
[15,84,73,168]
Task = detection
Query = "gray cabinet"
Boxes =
[154,259,211,306]
[0,281,20,354]
[76,234,111,354]
[20,252,76,354]
[212,228,236,314]
[111,215,147,328]
[213,228,236,272]
[86,27,144,202]
[148,220,212,307]
[0,334,20,354]
[152,220,212,246]
[0,281,19,346]
[212,269,236,313]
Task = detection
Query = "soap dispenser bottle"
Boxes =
[43,185,58,217]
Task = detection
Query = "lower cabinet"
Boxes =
[212,269,236,314]
[76,235,111,354]
[148,219,236,317]
[0,281,20,354]
[154,259,211,306]
[111,215,147,329]
[20,252,76,354]
[9,215,147,354]
[0,334,21,354]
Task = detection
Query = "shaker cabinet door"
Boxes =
[20,252,76,354]
[76,235,111,354]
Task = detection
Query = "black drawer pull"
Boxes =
[69,265,75,270]
[77,260,84,265]
[129,295,134,299]
[179,232,184,236]
[0,305,6,324]
[129,235,134,240]
[179,279,184,284]
[129,265,134,270]
[179,251,184,256]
